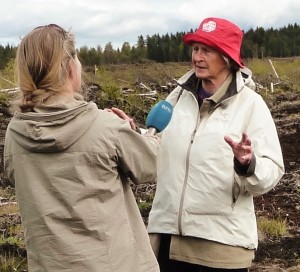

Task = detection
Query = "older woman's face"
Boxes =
[191,42,229,80]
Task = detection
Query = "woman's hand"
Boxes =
[224,132,252,165]
[109,107,136,130]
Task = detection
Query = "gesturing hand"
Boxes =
[108,107,137,130]
[224,132,252,165]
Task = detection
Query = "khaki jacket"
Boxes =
[4,98,160,272]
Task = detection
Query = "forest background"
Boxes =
[1,23,300,69]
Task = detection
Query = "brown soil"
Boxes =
[0,80,299,271]
[249,90,300,271]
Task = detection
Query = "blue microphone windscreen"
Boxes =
[146,100,173,132]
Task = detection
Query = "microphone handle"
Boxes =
[147,127,157,135]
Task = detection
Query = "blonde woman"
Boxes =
[4,24,160,272]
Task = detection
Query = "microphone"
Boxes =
[146,100,173,135]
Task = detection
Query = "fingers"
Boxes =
[128,118,136,130]
[241,132,251,146]
[111,107,127,119]
[225,133,251,148]
[110,107,136,130]
[225,132,252,165]
[224,135,235,149]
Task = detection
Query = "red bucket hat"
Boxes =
[182,17,244,67]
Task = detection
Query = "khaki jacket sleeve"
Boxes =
[115,122,160,185]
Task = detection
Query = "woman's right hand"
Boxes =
[224,132,252,165]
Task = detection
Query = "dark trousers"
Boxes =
[157,234,249,272]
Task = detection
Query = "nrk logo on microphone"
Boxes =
[161,103,172,113]
[146,100,173,133]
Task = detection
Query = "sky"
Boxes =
[1,0,300,50]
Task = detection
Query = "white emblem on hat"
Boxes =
[202,21,216,32]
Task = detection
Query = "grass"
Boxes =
[0,186,15,198]
[0,235,24,248]
[257,217,288,238]
[0,185,27,271]
[0,255,27,272]
[247,58,273,76]
[0,203,18,216]
[87,61,192,86]
[246,57,300,92]
[0,59,16,90]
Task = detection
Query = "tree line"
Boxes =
[1,23,300,69]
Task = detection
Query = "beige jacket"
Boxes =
[148,69,284,250]
[4,98,160,272]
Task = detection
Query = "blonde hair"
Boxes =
[16,25,80,112]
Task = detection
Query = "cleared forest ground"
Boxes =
[0,60,299,271]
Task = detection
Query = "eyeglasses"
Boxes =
[34,24,67,38]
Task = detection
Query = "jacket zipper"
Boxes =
[176,96,234,234]
[177,107,200,235]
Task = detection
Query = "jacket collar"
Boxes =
[180,70,238,104]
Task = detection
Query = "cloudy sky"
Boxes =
[1,0,300,49]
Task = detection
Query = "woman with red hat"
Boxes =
[147,17,284,271]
